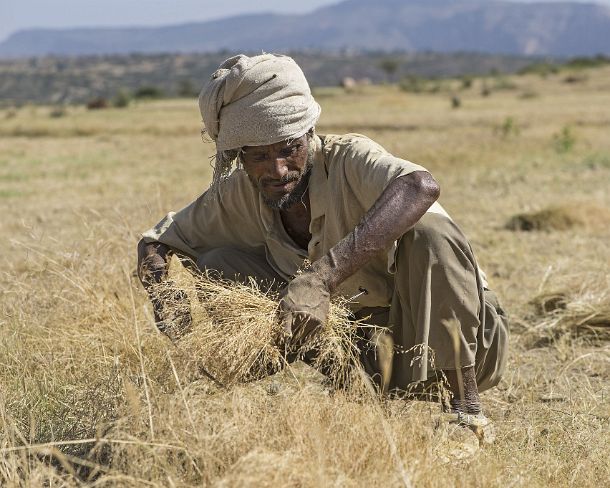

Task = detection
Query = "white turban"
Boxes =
[198,53,321,185]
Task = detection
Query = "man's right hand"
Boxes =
[278,269,331,345]
[137,239,192,339]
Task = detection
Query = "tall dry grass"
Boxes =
[1,67,609,486]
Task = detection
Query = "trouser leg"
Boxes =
[386,212,508,394]
[196,247,287,292]
[353,307,394,395]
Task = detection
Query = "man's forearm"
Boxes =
[311,171,440,293]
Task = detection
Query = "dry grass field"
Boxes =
[1,66,609,486]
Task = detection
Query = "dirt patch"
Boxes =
[506,203,610,231]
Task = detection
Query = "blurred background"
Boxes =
[1,0,610,105]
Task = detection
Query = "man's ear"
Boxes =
[307,127,315,138]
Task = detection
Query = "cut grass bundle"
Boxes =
[525,280,610,346]
[150,274,367,391]
[506,203,610,232]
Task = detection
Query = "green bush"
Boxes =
[112,90,131,108]
[378,58,400,82]
[552,126,576,154]
[494,116,521,138]
[518,62,560,78]
[399,76,426,93]
[565,55,610,70]
[134,85,164,99]
[460,76,473,90]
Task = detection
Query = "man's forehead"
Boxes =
[242,134,306,152]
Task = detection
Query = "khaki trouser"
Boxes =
[196,213,509,394]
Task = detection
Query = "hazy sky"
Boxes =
[1,0,609,42]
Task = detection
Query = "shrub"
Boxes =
[552,126,576,154]
[565,55,610,70]
[563,74,588,84]
[49,106,68,118]
[493,76,517,91]
[134,85,164,99]
[378,58,400,82]
[460,76,473,90]
[480,81,491,97]
[494,116,520,138]
[399,76,426,93]
[86,98,109,110]
[518,62,560,78]
[112,90,131,108]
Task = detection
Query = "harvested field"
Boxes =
[1,66,609,486]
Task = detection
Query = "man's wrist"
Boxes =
[310,257,338,293]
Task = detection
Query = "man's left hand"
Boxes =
[278,270,330,345]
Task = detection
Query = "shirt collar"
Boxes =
[309,134,328,221]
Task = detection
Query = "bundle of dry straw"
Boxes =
[526,278,610,345]
[149,274,369,389]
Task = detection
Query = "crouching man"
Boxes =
[137,54,508,433]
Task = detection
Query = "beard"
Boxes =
[249,152,314,211]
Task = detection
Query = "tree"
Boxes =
[378,58,400,83]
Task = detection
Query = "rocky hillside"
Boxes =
[1,0,609,58]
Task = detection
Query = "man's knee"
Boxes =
[196,247,234,275]
[196,247,286,290]
[396,212,474,271]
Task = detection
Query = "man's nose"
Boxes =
[268,157,289,179]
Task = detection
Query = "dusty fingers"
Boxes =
[278,270,331,345]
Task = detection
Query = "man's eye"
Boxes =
[281,145,300,157]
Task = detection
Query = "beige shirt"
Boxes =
[142,133,449,309]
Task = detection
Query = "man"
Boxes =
[137,54,508,434]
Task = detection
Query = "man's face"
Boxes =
[241,133,313,210]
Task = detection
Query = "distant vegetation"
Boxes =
[0,51,538,106]
[1,51,608,107]
[518,54,610,77]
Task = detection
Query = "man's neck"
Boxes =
[279,189,312,250]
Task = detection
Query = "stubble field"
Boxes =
[1,67,609,486]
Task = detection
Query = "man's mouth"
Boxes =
[262,177,299,192]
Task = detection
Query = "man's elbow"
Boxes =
[415,170,440,205]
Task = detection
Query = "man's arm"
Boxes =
[279,171,440,340]
[314,170,440,292]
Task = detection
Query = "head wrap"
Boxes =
[199,53,321,187]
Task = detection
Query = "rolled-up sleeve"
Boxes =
[328,134,429,211]
[141,170,266,259]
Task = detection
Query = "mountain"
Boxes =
[1,0,609,58]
